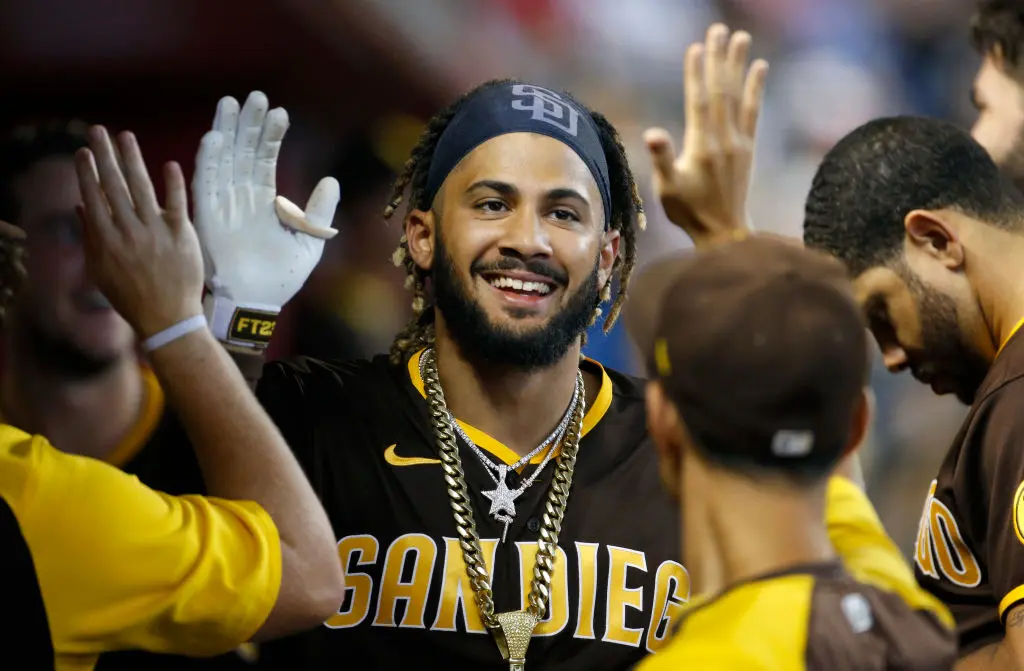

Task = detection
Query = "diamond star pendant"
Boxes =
[483,465,521,542]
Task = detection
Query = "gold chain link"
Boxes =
[421,348,584,628]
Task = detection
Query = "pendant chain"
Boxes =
[420,348,584,631]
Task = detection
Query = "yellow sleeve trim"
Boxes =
[999,584,1024,622]
[826,475,955,631]
[106,367,165,468]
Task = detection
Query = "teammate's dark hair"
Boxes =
[803,116,1024,277]
[971,0,1024,69]
[0,231,26,327]
[0,121,89,225]
[382,79,646,365]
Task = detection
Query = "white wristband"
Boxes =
[204,295,280,350]
[142,315,208,352]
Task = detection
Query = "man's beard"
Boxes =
[431,228,600,371]
[910,279,990,405]
[17,317,119,381]
[999,133,1024,193]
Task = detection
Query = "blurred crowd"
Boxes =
[2,0,983,555]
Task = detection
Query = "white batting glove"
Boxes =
[192,91,339,351]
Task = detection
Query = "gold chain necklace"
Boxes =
[421,349,584,671]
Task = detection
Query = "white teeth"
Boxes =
[487,276,552,295]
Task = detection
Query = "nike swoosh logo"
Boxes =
[384,444,441,467]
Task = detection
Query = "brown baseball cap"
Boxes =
[638,235,869,474]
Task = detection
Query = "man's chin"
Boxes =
[482,310,552,334]
[954,387,977,406]
[927,378,975,406]
[449,317,576,370]
[935,380,977,407]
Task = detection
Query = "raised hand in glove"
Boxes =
[193,90,340,352]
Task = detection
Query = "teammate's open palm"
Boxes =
[192,91,339,330]
[644,24,768,250]
[75,126,205,338]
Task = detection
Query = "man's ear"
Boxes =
[832,387,872,489]
[405,209,436,271]
[597,228,621,288]
[846,386,872,454]
[903,209,964,271]
[646,381,682,499]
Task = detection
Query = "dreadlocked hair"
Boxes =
[383,79,646,365]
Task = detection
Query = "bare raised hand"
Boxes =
[75,126,205,338]
[644,24,768,250]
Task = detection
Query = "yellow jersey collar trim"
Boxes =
[997,316,1024,359]
[0,366,163,469]
[106,366,165,468]
[407,348,612,467]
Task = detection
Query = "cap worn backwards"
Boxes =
[648,236,869,475]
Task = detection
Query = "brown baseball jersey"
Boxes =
[637,561,955,670]
[253,349,686,670]
[914,325,1024,654]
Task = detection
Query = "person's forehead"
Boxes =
[446,132,599,198]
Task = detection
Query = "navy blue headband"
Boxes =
[424,84,613,227]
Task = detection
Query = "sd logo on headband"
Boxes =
[510,85,580,136]
[422,81,612,224]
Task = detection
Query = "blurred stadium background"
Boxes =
[1,0,979,557]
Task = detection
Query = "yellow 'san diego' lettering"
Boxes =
[326,533,686,650]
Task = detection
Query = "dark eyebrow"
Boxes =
[546,188,590,206]
[466,181,589,204]
[466,180,518,198]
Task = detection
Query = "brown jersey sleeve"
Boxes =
[805,575,956,671]
[976,380,1024,621]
